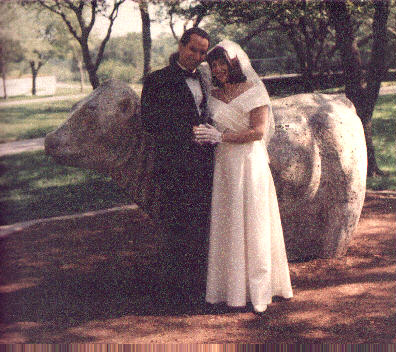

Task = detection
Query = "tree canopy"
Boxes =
[30,0,127,88]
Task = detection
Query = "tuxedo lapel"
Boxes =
[198,71,210,124]
[169,64,203,124]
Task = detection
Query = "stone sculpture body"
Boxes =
[45,79,367,261]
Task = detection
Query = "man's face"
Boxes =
[178,34,209,72]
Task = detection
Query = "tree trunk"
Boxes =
[81,41,100,89]
[30,61,38,96]
[327,0,389,177]
[78,59,85,92]
[139,0,152,80]
[302,69,315,92]
[86,65,99,89]
[35,0,124,91]
[32,70,37,96]
[1,61,7,99]
[283,26,315,92]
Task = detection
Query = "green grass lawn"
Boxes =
[366,93,396,190]
[0,83,143,144]
[0,150,131,225]
[0,99,82,143]
[54,86,92,96]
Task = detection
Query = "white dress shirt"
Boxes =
[177,62,204,114]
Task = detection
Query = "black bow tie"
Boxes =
[183,69,200,80]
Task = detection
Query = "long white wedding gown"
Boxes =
[205,85,293,309]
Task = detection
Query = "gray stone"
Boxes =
[45,79,367,261]
[269,93,367,260]
[45,79,156,211]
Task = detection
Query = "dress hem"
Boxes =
[206,293,293,307]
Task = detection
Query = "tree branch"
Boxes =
[86,0,97,34]
[64,0,79,14]
[37,0,82,43]
[94,0,125,70]
[169,12,179,42]
[239,18,274,46]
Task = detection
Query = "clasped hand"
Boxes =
[193,124,222,145]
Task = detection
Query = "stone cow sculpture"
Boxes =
[45,79,367,261]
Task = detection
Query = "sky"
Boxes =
[93,1,184,39]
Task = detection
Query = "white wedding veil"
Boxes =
[200,39,275,145]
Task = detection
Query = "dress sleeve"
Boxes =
[238,85,275,146]
[241,86,271,113]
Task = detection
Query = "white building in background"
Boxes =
[0,76,57,98]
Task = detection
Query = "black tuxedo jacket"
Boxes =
[140,62,214,230]
[141,63,210,148]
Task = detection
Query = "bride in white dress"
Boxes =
[194,40,293,313]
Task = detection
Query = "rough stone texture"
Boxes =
[45,79,367,261]
[45,79,156,212]
[269,93,367,260]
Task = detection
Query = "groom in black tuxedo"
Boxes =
[141,28,214,303]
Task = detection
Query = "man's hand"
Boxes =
[193,124,222,145]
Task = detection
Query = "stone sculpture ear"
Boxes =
[118,95,141,124]
[119,98,131,114]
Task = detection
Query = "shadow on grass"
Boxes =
[1,101,75,122]
[372,118,396,144]
[0,151,131,225]
[19,128,56,140]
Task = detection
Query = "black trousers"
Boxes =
[158,193,211,294]
[152,146,214,297]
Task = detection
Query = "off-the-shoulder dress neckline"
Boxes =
[210,84,256,105]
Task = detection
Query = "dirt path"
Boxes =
[0,94,86,108]
[0,138,45,157]
[0,190,395,343]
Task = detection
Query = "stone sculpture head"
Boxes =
[45,79,141,173]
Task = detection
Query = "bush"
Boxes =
[97,60,141,84]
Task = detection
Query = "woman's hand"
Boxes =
[194,124,223,144]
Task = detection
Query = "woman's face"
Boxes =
[211,58,229,85]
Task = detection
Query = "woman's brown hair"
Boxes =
[206,46,247,87]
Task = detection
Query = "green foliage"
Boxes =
[12,6,61,65]
[97,60,139,83]
[203,19,297,75]
[210,1,268,25]
[0,38,24,74]
[151,34,178,70]
[209,1,337,78]
[95,32,144,83]
[102,33,143,65]
[205,0,394,76]
[0,3,25,78]
[95,32,177,82]
[0,150,131,225]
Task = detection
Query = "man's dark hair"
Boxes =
[207,46,247,87]
[180,27,210,46]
